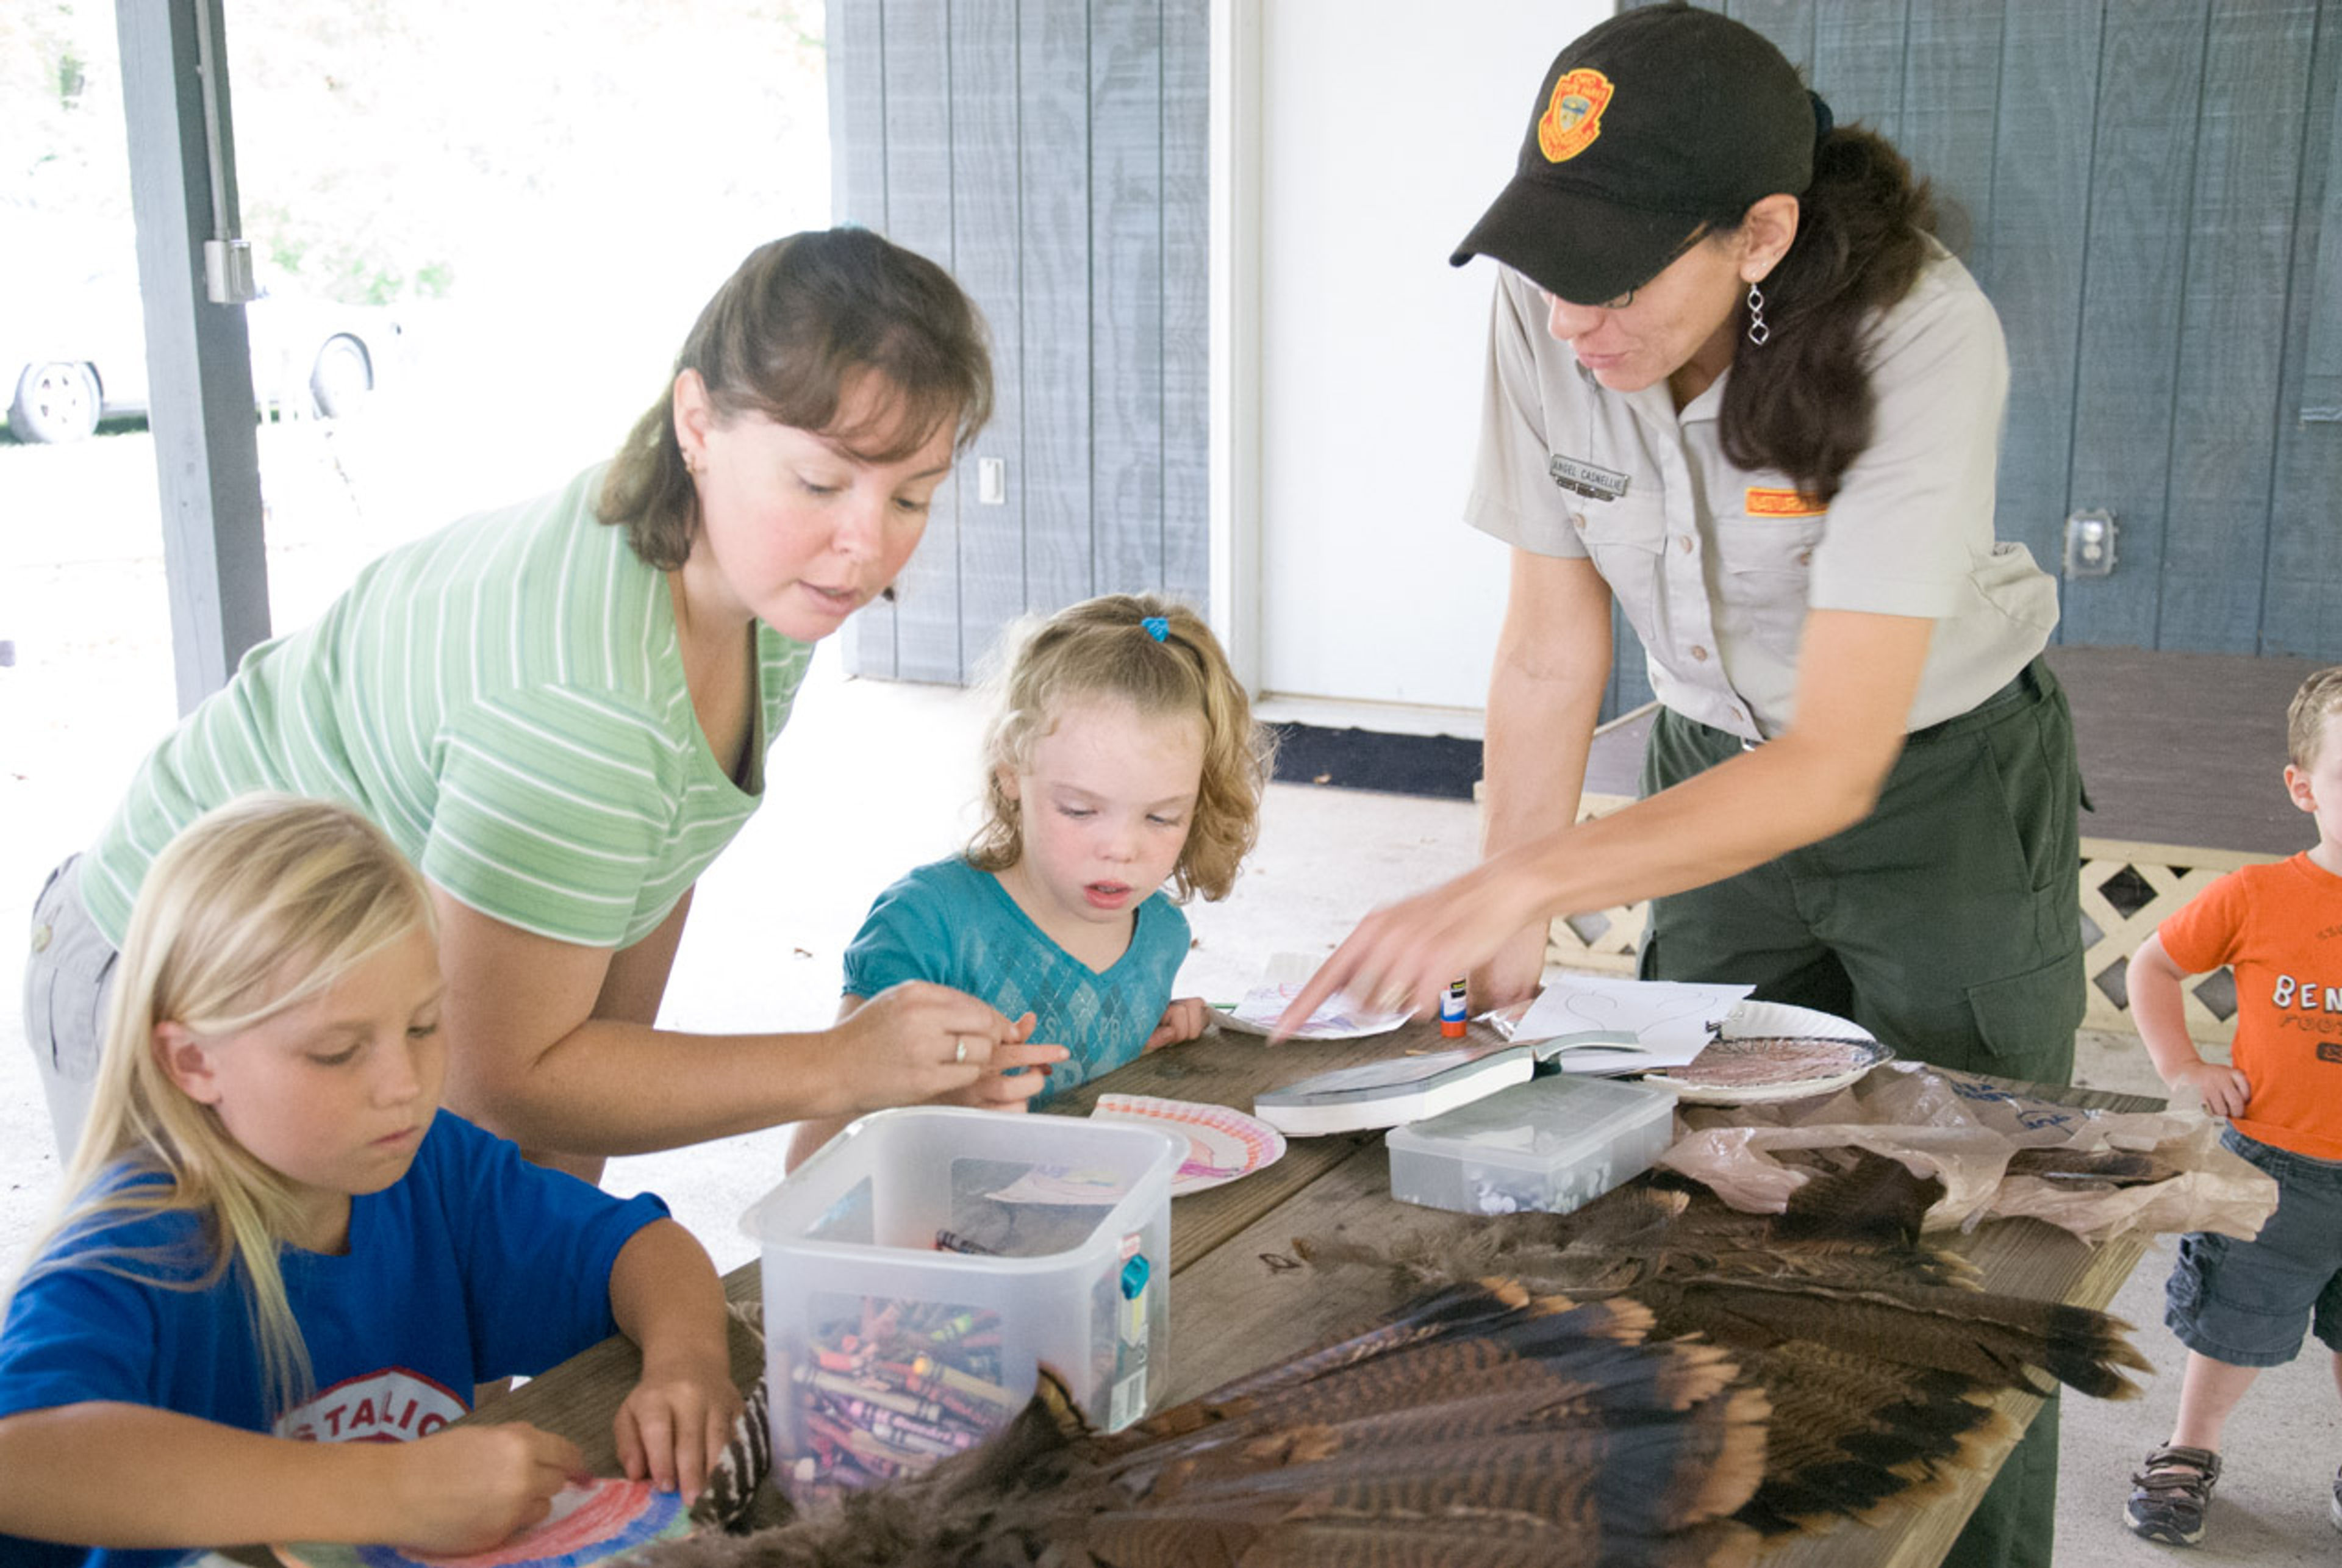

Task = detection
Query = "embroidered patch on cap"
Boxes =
[1549,453,1630,501]
[1538,69,1614,163]
[1744,487,1827,518]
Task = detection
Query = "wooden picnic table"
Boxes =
[456,1017,2162,1568]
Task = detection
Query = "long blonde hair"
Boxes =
[12,794,435,1419]
[969,595,1270,902]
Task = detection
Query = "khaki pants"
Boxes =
[21,856,117,1161]
[1637,657,2085,1568]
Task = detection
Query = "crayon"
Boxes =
[793,1365,950,1423]
[868,1361,1004,1426]
[934,1227,998,1256]
[906,1353,1015,1408]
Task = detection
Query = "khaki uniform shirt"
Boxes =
[1464,243,2057,742]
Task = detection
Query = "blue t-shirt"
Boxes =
[0,1112,667,1568]
[841,856,1191,1099]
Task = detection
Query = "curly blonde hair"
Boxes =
[968,595,1270,902]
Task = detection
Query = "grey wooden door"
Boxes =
[827,0,1210,684]
[1604,0,2342,720]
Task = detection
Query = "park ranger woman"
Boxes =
[1284,7,2083,1566]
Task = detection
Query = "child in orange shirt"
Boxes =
[2124,667,2342,1546]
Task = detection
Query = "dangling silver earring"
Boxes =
[1745,284,1771,347]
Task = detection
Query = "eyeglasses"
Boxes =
[1547,222,1717,314]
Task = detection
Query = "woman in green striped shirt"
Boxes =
[23,229,1064,1180]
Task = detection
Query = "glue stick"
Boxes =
[1439,978,1469,1037]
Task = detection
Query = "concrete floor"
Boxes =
[5,651,2335,1563]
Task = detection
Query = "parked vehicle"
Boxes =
[4,269,402,443]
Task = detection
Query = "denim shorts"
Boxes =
[2164,1126,2342,1367]
[21,854,117,1159]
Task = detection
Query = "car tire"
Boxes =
[9,362,101,443]
[308,335,373,420]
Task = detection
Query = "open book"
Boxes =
[1253,977,1757,1135]
[1252,1029,1658,1136]
[1506,976,1753,1074]
[1253,1040,1547,1135]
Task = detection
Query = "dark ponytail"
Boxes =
[1717,126,1936,502]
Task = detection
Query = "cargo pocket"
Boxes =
[23,857,117,1084]
[1963,948,2086,1079]
[2165,1231,2219,1317]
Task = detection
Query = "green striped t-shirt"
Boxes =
[81,464,812,951]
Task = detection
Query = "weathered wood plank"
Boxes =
[1162,0,1211,606]
[1983,0,2100,588]
[1044,1017,1511,1272]
[1727,0,1818,80]
[1899,0,2002,269]
[1811,0,1907,143]
[2159,0,2317,654]
[952,0,1029,675]
[2047,644,2325,856]
[451,1300,767,1483]
[2060,0,2206,648]
[1090,0,1167,599]
[825,0,887,229]
[827,0,897,677]
[1021,0,1096,613]
[2261,10,2342,656]
[879,0,964,682]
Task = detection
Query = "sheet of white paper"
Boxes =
[1513,976,1755,1073]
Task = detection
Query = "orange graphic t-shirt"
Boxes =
[2158,853,2342,1159]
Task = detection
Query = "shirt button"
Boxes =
[1570,512,1588,531]
[1677,536,1694,554]
[1797,548,1814,565]
[1691,645,1710,663]
[29,922,52,954]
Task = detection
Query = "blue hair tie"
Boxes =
[1141,615,1169,642]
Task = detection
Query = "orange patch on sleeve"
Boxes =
[1743,487,1827,518]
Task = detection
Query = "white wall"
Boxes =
[1245,0,1606,732]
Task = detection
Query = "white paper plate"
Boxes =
[1644,1000,1892,1105]
[1091,1094,1289,1195]
[1216,980,1411,1041]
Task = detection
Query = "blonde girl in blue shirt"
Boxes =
[0,795,739,1566]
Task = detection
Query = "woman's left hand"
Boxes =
[1144,996,1211,1051]
[614,1345,745,1505]
[943,1012,1067,1109]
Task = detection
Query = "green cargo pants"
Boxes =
[1637,657,2085,1568]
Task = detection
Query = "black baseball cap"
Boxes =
[1451,3,1816,306]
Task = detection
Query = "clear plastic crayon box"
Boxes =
[741,1106,1181,1501]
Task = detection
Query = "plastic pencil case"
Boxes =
[1385,1072,1679,1215]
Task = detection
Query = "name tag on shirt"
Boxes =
[1743,486,1827,518]
[1549,454,1630,501]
